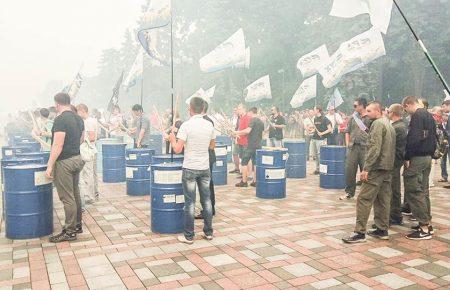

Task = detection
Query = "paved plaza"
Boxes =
[0,161,449,290]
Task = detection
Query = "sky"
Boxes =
[0,0,143,112]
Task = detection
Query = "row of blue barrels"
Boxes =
[320,146,346,189]
[256,148,288,199]
[3,163,53,239]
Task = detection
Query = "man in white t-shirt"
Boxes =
[76,104,98,207]
[168,97,215,244]
[326,108,343,145]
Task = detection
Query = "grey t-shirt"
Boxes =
[132,115,151,146]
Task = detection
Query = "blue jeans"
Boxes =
[182,168,213,240]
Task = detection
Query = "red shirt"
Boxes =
[237,114,251,146]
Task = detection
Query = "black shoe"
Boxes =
[313,170,320,175]
[250,181,256,187]
[229,169,240,174]
[401,209,412,216]
[75,225,83,234]
[339,193,354,200]
[389,219,403,226]
[235,181,248,187]
[368,228,389,240]
[342,232,366,244]
[195,214,204,220]
[443,185,450,189]
[49,231,77,243]
[405,227,432,240]
[411,224,434,235]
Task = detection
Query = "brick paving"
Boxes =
[0,161,449,290]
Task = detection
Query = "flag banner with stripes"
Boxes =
[123,49,144,91]
[320,28,386,88]
[297,44,330,78]
[245,75,272,103]
[138,0,171,66]
[290,75,317,108]
[199,28,247,73]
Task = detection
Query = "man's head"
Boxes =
[237,103,246,116]
[248,107,258,117]
[271,106,280,116]
[76,104,89,120]
[39,108,50,119]
[441,100,450,114]
[189,97,204,116]
[54,93,71,113]
[353,97,368,114]
[132,104,144,117]
[366,102,383,120]
[402,96,419,115]
[388,104,403,122]
[314,106,323,116]
[418,98,429,109]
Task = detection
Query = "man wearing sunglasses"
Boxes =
[340,97,372,200]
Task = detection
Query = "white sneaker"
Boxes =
[177,235,194,245]
[203,234,213,241]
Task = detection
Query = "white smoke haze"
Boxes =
[0,0,142,112]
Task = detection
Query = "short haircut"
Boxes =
[76,103,88,113]
[368,101,382,112]
[203,101,209,113]
[419,98,429,109]
[315,106,323,113]
[39,108,50,118]
[190,97,204,114]
[272,106,280,112]
[250,107,258,114]
[132,104,143,112]
[443,100,450,106]
[355,97,368,108]
[389,104,403,117]
[402,96,418,106]
[54,93,71,105]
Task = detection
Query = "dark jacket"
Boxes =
[392,119,407,167]
[405,108,437,160]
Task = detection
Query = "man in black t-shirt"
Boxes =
[268,107,286,147]
[310,106,332,174]
[46,93,85,243]
[234,107,264,187]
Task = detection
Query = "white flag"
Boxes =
[124,48,144,90]
[245,75,272,103]
[327,88,344,110]
[185,88,206,105]
[297,45,330,78]
[203,85,216,102]
[320,28,386,88]
[290,75,317,108]
[234,47,251,69]
[444,90,450,101]
[330,0,393,34]
[199,28,247,73]
[67,73,83,100]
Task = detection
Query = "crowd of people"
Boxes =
[3,92,449,244]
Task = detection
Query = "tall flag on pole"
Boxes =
[330,0,393,34]
[66,72,83,100]
[124,49,144,91]
[107,71,124,114]
[290,75,317,108]
[319,28,386,88]
[297,45,330,78]
[138,0,171,66]
[444,90,450,101]
[327,88,344,110]
[199,28,248,73]
[245,75,272,103]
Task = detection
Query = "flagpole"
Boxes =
[170,1,174,162]
[393,0,449,94]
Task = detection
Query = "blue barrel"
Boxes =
[320,146,346,189]
[151,163,184,234]
[152,154,184,165]
[15,141,41,152]
[3,164,53,239]
[212,144,228,186]
[256,148,288,199]
[126,148,155,196]
[1,146,31,160]
[216,136,233,163]
[16,151,51,164]
[283,139,307,178]
[96,138,120,172]
[102,143,126,183]
[10,136,33,146]
[149,134,163,155]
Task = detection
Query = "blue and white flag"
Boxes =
[138,0,171,66]
[123,49,144,90]
[290,75,317,108]
[327,88,344,110]
[245,75,272,103]
[297,45,330,78]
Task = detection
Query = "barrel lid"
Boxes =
[102,143,127,146]
[260,147,288,152]
[127,148,155,153]
[283,138,306,143]
[4,164,47,170]
[1,157,43,163]
[215,144,227,147]
[152,154,184,159]
[16,151,49,155]
[323,145,346,148]
[2,145,29,149]
[152,162,183,168]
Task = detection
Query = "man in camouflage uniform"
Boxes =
[343,102,396,243]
